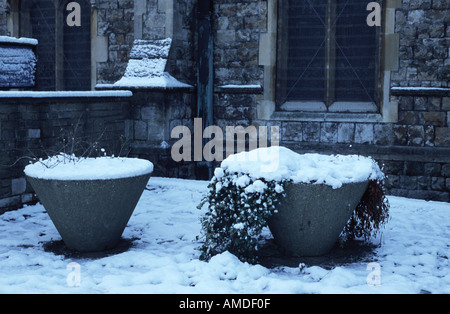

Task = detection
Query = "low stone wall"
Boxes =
[128,85,450,202]
[1,87,448,214]
[0,87,202,213]
[0,91,131,213]
[125,88,199,179]
[213,88,450,203]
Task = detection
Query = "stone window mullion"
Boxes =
[324,0,336,108]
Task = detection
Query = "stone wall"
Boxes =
[0,0,8,36]
[210,0,450,202]
[0,93,131,213]
[393,0,450,88]
[126,88,198,178]
[96,0,196,86]
[0,0,448,205]
[0,87,200,213]
[212,0,265,87]
[96,0,135,84]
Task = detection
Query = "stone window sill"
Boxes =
[273,100,383,123]
[271,111,383,123]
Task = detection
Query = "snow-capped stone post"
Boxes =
[0,36,37,88]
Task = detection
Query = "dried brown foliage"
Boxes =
[342,179,390,242]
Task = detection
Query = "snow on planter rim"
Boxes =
[217,146,383,189]
[24,155,154,181]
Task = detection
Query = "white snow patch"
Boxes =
[244,180,268,194]
[0,177,449,293]
[24,155,154,181]
[391,87,449,91]
[0,36,38,46]
[219,84,262,89]
[114,72,192,89]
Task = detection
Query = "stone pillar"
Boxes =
[134,0,146,39]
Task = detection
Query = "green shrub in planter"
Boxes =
[198,169,290,263]
[198,147,390,263]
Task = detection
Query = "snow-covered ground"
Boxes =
[0,177,449,294]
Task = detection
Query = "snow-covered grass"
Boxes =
[0,177,449,294]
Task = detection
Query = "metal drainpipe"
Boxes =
[197,0,214,178]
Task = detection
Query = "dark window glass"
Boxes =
[277,0,380,108]
[29,0,56,91]
[334,1,377,102]
[22,0,91,91]
[63,0,91,90]
[284,1,327,102]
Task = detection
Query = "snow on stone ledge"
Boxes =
[219,84,262,89]
[217,146,384,189]
[391,86,450,96]
[0,90,133,98]
[24,155,154,181]
[114,72,193,89]
[0,36,38,46]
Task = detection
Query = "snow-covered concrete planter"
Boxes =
[267,181,368,257]
[199,147,388,262]
[24,155,153,252]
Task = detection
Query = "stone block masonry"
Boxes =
[252,90,450,203]
[0,0,8,36]
[0,92,131,214]
[393,1,449,88]
[96,0,136,84]
[0,0,448,205]
[96,0,196,87]
[210,0,450,202]
[127,89,198,179]
[0,37,37,88]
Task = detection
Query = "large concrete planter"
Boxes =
[26,171,152,252]
[268,181,369,257]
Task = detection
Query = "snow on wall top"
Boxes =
[0,36,38,46]
[0,37,37,88]
[0,90,133,98]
